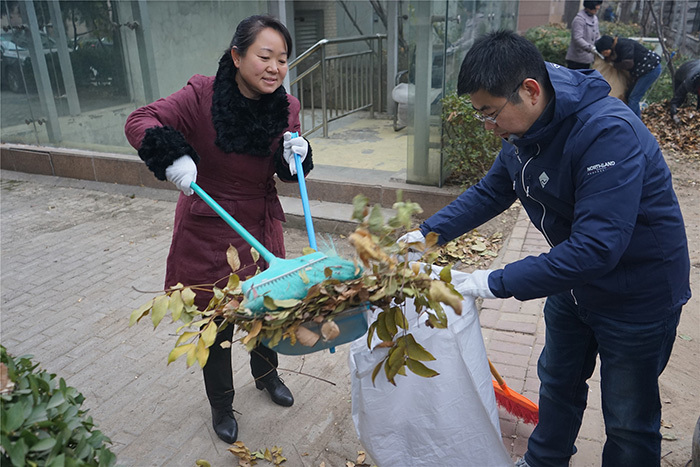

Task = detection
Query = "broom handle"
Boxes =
[488,358,507,388]
[291,132,317,250]
[190,182,276,264]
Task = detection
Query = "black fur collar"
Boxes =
[211,53,290,156]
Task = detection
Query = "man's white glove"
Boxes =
[397,230,427,261]
[165,155,197,196]
[282,131,309,176]
[455,270,496,299]
[397,230,426,246]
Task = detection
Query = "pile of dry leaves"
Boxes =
[642,102,699,158]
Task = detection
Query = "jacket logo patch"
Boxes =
[539,172,550,188]
[587,161,616,175]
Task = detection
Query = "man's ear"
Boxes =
[522,78,543,106]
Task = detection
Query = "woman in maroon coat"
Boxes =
[124,15,312,444]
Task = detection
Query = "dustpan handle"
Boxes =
[190,181,276,264]
[488,358,507,388]
[291,131,317,250]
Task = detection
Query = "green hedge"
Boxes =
[1,345,116,467]
[441,92,502,188]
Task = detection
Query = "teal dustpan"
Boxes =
[190,182,361,315]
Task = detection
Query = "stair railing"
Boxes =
[288,34,386,137]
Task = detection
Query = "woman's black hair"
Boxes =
[595,35,615,53]
[228,15,293,57]
[457,30,550,101]
[583,0,603,10]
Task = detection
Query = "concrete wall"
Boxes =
[125,0,267,103]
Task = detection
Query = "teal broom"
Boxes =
[190,182,360,315]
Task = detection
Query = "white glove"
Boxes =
[165,155,197,196]
[397,230,426,246]
[282,131,309,176]
[397,230,427,261]
[455,270,496,299]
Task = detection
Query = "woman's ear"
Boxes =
[230,48,241,68]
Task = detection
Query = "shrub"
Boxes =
[0,345,116,467]
[523,23,570,65]
[441,92,502,188]
[599,21,644,38]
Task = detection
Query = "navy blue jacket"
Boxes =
[421,63,690,322]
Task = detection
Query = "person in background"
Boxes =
[595,34,661,117]
[124,15,313,444]
[669,59,700,123]
[565,0,602,70]
[400,30,690,467]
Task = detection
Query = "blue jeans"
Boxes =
[627,63,662,117]
[524,293,681,467]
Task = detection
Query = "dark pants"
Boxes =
[566,60,591,70]
[524,293,682,467]
[203,321,279,408]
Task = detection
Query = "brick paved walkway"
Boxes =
[1,171,612,466]
[482,205,604,466]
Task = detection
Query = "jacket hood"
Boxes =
[515,62,611,146]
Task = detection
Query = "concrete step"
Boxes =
[1,144,462,234]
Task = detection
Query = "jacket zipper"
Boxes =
[520,155,578,305]
[521,156,553,247]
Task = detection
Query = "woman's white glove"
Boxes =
[282,131,309,176]
[454,270,496,299]
[165,155,197,196]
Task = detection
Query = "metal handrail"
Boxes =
[289,34,386,137]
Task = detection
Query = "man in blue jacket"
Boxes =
[401,31,691,467]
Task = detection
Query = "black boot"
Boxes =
[255,375,294,407]
[211,406,238,444]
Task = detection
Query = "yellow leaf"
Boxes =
[176,331,199,346]
[271,298,301,309]
[429,280,462,315]
[299,269,310,284]
[263,295,277,310]
[438,264,453,284]
[226,245,241,272]
[129,299,153,326]
[424,231,439,249]
[471,240,487,252]
[186,342,197,367]
[242,320,263,345]
[195,338,209,367]
[151,295,169,328]
[225,274,240,291]
[181,287,196,306]
[201,321,218,348]
[168,343,194,364]
[250,247,260,263]
[169,290,184,321]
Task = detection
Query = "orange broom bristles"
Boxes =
[488,359,539,425]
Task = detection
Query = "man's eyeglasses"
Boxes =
[473,80,524,125]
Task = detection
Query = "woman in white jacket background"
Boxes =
[565,0,602,70]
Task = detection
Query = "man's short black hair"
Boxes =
[583,0,603,10]
[457,30,549,99]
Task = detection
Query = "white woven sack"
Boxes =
[349,267,512,466]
